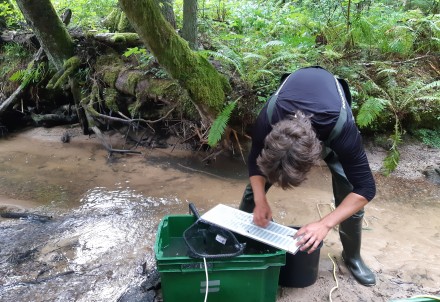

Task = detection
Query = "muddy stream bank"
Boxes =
[0,126,439,302]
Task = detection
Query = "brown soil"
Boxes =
[0,126,439,302]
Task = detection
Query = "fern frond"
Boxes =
[9,70,27,82]
[205,50,243,76]
[377,68,397,75]
[264,53,300,68]
[415,80,440,93]
[208,99,239,147]
[356,97,388,128]
[255,69,274,76]
[382,147,400,176]
[382,120,402,176]
[322,48,343,60]
[263,40,285,48]
[400,81,440,108]
[9,63,46,87]
[243,52,266,61]
[415,95,440,102]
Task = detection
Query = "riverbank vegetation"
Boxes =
[0,0,439,174]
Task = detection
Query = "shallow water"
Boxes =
[0,127,439,302]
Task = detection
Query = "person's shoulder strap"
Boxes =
[266,73,293,124]
[337,78,352,107]
[266,94,278,125]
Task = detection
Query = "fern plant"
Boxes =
[208,98,238,147]
[357,68,440,175]
[9,62,47,87]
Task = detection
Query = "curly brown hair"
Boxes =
[257,112,322,189]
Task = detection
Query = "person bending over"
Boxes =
[240,66,376,286]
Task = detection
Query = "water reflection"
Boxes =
[0,187,182,302]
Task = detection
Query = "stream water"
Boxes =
[0,126,439,302]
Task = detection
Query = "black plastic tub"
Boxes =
[278,226,323,288]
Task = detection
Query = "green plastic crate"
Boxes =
[155,214,286,302]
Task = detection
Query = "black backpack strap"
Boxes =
[266,94,277,125]
[324,105,347,146]
[268,74,351,145]
[267,73,292,124]
[324,77,351,146]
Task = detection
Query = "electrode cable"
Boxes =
[203,257,209,302]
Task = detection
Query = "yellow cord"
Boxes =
[317,202,369,229]
[328,253,339,302]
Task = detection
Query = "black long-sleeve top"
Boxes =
[248,66,376,201]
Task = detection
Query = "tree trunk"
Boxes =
[159,0,176,29]
[182,0,198,50]
[118,0,231,125]
[15,0,88,133]
[15,0,73,70]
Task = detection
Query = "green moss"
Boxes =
[95,54,124,68]
[184,54,231,112]
[102,8,119,31]
[125,70,143,94]
[128,100,141,117]
[95,54,124,88]
[103,88,119,112]
[147,79,176,96]
[117,14,134,32]
[48,56,81,89]
[103,69,119,87]
[111,33,139,43]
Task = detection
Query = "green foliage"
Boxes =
[5,0,438,175]
[1,43,29,61]
[382,145,401,176]
[208,99,238,147]
[123,47,154,68]
[0,1,23,28]
[381,121,402,176]
[9,62,47,87]
[357,67,440,174]
[123,47,147,57]
[356,97,387,128]
[413,128,440,149]
[52,0,117,29]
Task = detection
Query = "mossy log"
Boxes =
[91,32,142,47]
[94,55,190,119]
[119,0,231,125]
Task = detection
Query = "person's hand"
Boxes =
[294,221,331,254]
[253,202,272,227]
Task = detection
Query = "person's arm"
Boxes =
[294,193,368,253]
[295,121,374,254]
[250,175,272,227]
[246,103,273,227]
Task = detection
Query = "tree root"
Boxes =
[46,56,81,90]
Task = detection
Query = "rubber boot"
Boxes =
[324,150,376,286]
[239,183,272,213]
[339,214,376,286]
